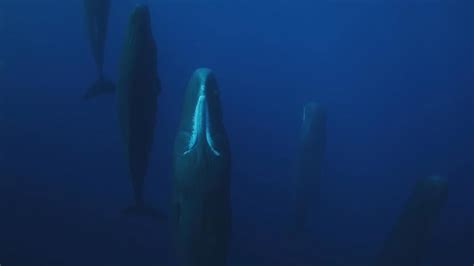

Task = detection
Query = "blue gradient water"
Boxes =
[0,1,472,265]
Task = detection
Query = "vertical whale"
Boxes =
[116,5,161,218]
[82,0,115,100]
[171,68,231,266]
[291,102,326,233]
[375,175,448,266]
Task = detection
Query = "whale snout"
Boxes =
[130,4,151,29]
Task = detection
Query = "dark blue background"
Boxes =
[0,0,472,265]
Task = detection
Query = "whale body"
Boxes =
[375,175,448,266]
[292,102,326,232]
[82,0,115,100]
[116,5,161,218]
[171,68,231,266]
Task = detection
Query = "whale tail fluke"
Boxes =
[82,77,115,100]
[122,204,166,221]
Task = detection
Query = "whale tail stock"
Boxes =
[82,77,115,100]
[122,203,166,221]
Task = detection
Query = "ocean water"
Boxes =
[0,0,472,265]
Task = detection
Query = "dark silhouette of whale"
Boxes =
[82,0,115,100]
[291,102,327,234]
[116,5,162,219]
[375,175,448,266]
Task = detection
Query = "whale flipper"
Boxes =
[82,78,115,100]
[122,204,166,221]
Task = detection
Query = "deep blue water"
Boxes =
[0,0,472,265]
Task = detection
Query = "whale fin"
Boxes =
[122,204,166,221]
[82,78,115,100]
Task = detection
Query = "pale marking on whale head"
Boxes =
[182,83,220,156]
[206,106,221,156]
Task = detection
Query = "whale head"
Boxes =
[301,102,326,141]
[125,5,152,48]
[129,5,150,30]
[176,68,228,159]
[420,175,449,200]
